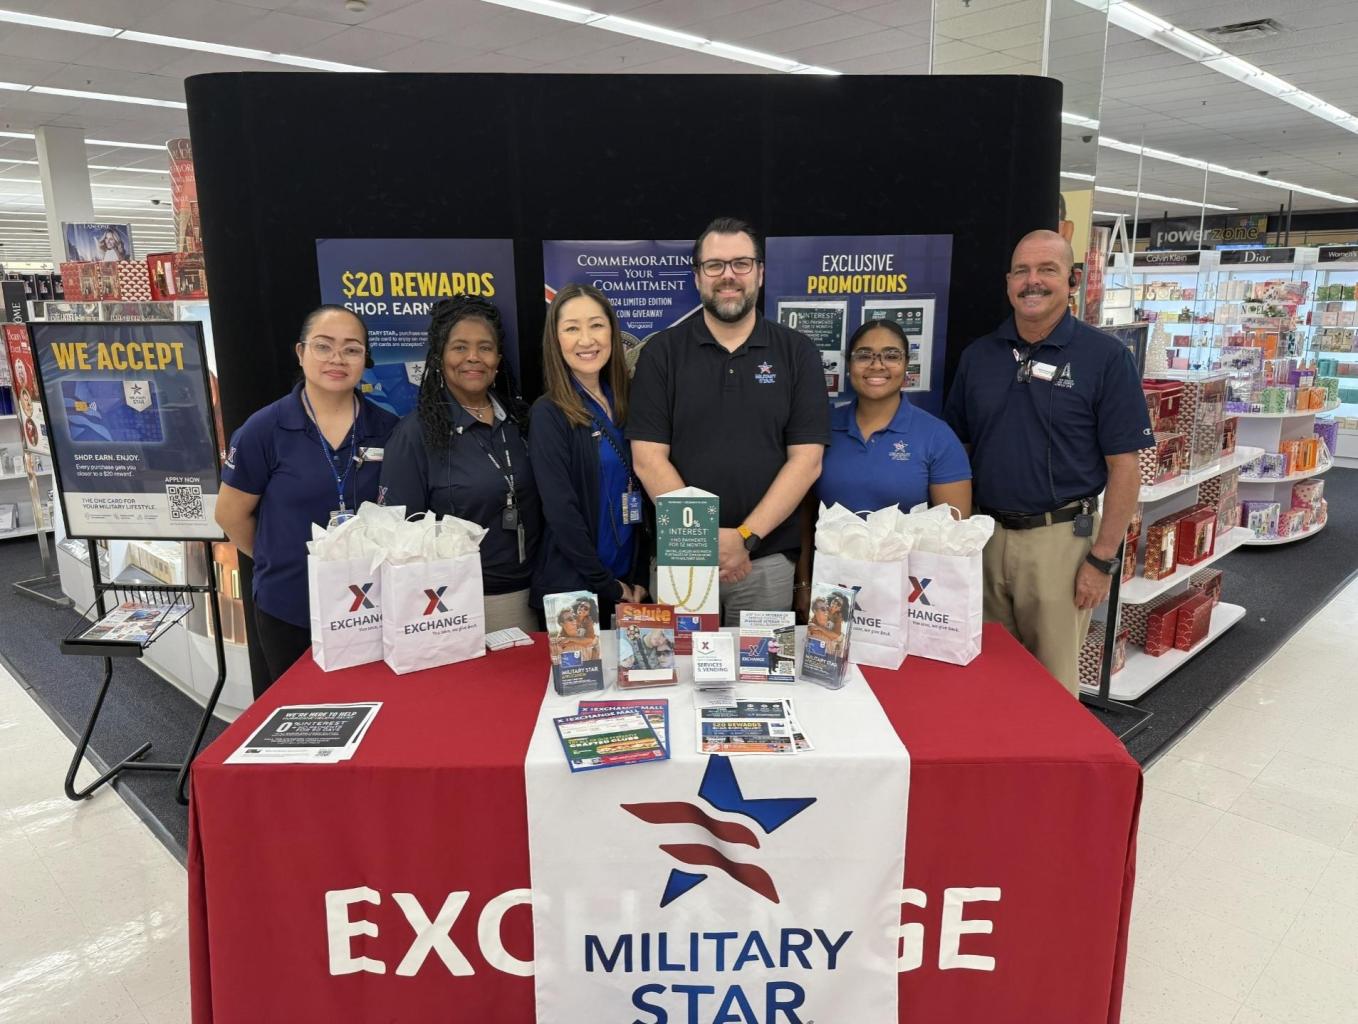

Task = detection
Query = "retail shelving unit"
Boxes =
[1235,404,1335,546]
[1303,246,1358,467]
[0,397,54,543]
[1106,250,1217,373]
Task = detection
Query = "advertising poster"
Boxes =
[764,234,953,413]
[30,321,221,540]
[315,238,518,416]
[542,240,700,374]
[3,323,50,456]
[62,223,135,262]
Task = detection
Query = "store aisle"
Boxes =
[0,663,186,1024]
[1124,575,1358,1024]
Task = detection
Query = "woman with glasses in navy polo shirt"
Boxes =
[817,319,972,516]
[216,306,399,695]
[529,284,647,626]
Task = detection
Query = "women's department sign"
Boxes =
[31,321,222,540]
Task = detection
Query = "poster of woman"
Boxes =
[62,223,136,263]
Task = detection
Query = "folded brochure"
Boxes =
[225,702,381,765]
[554,701,669,772]
[696,698,811,755]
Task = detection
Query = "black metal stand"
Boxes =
[1079,539,1154,743]
[61,538,228,806]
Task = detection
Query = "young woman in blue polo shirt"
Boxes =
[528,284,647,625]
[817,319,972,516]
[216,306,399,694]
[380,296,542,634]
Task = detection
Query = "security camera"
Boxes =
[1257,170,1270,177]
[150,197,163,205]
[1081,134,1093,143]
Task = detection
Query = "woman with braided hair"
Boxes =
[381,295,542,633]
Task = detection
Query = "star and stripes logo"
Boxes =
[621,755,815,907]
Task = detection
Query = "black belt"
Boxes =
[980,499,1097,531]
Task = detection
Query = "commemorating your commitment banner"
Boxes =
[30,320,221,540]
[316,238,519,416]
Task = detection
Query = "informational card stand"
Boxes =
[653,487,720,652]
[28,320,228,804]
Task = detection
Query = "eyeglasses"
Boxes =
[696,257,761,278]
[850,347,906,366]
[306,340,366,362]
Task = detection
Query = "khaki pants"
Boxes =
[981,514,1098,697]
[484,588,536,634]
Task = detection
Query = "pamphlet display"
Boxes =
[30,321,221,540]
[690,630,736,688]
[802,583,856,688]
[545,590,605,696]
[738,610,797,682]
[225,703,381,765]
[315,238,519,415]
[616,603,676,688]
[653,487,719,653]
[764,234,953,412]
[69,598,190,649]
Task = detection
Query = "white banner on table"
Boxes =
[525,633,909,1024]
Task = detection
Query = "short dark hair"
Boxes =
[847,317,908,353]
[692,217,762,265]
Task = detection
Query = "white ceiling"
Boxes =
[0,0,1355,262]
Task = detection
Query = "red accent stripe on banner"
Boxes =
[659,844,780,903]
[621,803,760,848]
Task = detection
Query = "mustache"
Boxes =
[1018,285,1051,297]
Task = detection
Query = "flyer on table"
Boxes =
[764,234,953,412]
[315,237,519,415]
[30,321,221,540]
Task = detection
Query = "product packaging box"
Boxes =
[1175,507,1218,567]
[1198,468,1239,508]
[1216,496,1240,543]
[1144,591,1199,656]
[1142,514,1180,580]
[1078,624,1128,694]
[1240,500,1281,539]
[1188,567,1223,607]
[1221,416,1239,456]
[1292,478,1325,512]
[1142,380,1184,427]
[1276,509,1307,538]
[616,604,676,689]
[1314,418,1339,454]
[1173,593,1213,652]
[1139,432,1185,486]
[1122,533,1138,584]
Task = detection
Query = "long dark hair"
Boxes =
[416,295,526,448]
[542,283,629,429]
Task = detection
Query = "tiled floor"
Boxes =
[0,579,1355,1022]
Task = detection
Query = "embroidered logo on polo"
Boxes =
[889,440,911,462]
[224,445,238,470]
[347,583,375,612]
[423,586,449,615]
[1054,363,1075,389]
[908,576,932,605]
[622,754,815,907]
[376,485,388,506]
[754,362,777,384]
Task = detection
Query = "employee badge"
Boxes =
[328,508,355,528]
[622,488,643,525]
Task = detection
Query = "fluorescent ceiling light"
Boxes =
[1108,1,1358,137]
[0,81,186,109]
[1061,111,1100,130]
[1095,184,1234,211]
[89,139,171,152]
[0,10,119,36]
[1093,210,1123,216]
[478,0,840,75]
[1099,135,1357,204]
[0,176,169,192]
[1060,171,1097,181]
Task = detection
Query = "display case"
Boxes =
[1104,250,1216,372]
[1303,246,1358,466]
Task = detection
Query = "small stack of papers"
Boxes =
[486,627,535,651]
[696,697,811,755]
[554,699,670,773]
[225,703,381,765]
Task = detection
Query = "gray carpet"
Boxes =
[0,536,229,862]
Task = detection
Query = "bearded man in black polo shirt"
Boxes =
[628,217,830,624]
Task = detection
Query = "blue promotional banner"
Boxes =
[763,235,953,414]
[543,240,701,373]
[315,238,518,416]
[30,320,221,540]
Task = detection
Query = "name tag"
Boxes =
[1030,362,1058,382]
[359,447,384,463]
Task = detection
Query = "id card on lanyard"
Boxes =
[595,419,643,525]
[470,423,527,563]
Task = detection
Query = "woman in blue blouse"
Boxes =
[529,283,647,625]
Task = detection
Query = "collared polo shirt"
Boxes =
[819,396,970,513]
[626,313,830,557]
[222,383,398,627]
[944,312,1153,514]
[380,394,541,595]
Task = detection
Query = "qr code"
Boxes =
[166,484,205,521]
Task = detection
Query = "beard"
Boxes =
[701,283,757,324]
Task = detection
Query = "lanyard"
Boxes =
[302,390,358,511]
[465,421,517,501]
[593,416,639,544]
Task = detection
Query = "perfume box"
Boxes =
[1173,593,1213,652]
[1121,533,1138,584]
[1145,591,1199,656]
[1142,514,1180,580]
[1292,478,1324,511]
[1077,624,1130,694]
[1188,567,1223,607]
[1142,379,1184,424]
[1138,432,1185,486]
[1175,507,1217,567]
[1198,468,1239,508]
[1220,416,1239,456]
[1277,509,1307,538]
[1240,500,1281,539]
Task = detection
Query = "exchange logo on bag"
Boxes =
[423,586,448,615]
[907,577,932,606]
[348,583,375,612]
[328,581,381,632]
[404,584,472,636]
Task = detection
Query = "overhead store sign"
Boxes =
[1149,215,1266,251]
[1319,246,1358,263]
[1133,251,1201,268]
[1219,247,1296,265]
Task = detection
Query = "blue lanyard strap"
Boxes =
[302,390,359,510]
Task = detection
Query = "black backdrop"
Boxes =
[185,71,1061,688]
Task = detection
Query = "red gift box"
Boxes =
[1121,534,1138,583]
[1142,514,1180,580]
[1173,593,1213,651]
[1139,432,1185,486]
[1144,591,1198,656]
[1175,506,1217,566]
[1188,567,1222,607]
[1143,379,1184,427]
[1221,416,1238,455]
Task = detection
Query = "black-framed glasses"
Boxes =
[850,347,906,366]
[696,257,761,278]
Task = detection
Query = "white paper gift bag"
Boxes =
[904,548,983,665]
[308,554,384,671]
[380,552,486,674]
[812,550,909,670]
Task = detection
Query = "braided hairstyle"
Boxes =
[415,295,527,448]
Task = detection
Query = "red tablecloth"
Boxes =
[188,623,1139,1023]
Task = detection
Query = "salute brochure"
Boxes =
[691,631,736,688]
[544,591,605,695]
[738,611,797,682]
[616,603,677,688]
[578,699,669,753]
[802,583,856,688]
[225,703,381,765]
[696,698,805,755]
[553,708,668,772]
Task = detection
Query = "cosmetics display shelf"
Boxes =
[1138,446,1262,504]
[1110,602,1247,701]
[1238,460,1330,485]
[0,469,51,482]
[1120,527,1249,605]
[1232,401,1340,419]
[1240,519,1325,547]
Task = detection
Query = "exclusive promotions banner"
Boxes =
[764,235,953,414]
[30,321,221,540]
[315,238,519,416]
[543,240,701,374]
